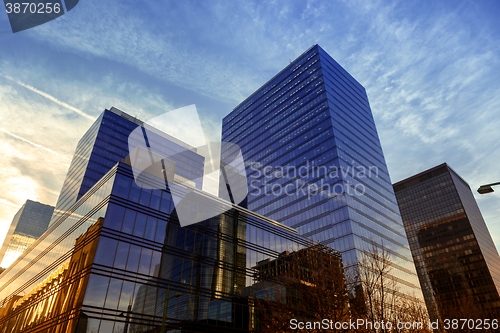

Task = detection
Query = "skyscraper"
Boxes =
[0,200,54,268]
[393,163,500,320]
[222,44,422,299]
[0,108,335,333]
[52,107,204,223]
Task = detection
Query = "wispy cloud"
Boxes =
[0,128,70,161]
[0,198,20,209]
[28,1,251,104]
[1,75,95,121]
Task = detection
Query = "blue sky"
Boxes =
[0,0,499,251]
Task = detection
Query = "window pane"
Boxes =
[83,274,109,307]
[118,281,136,311]
[98,320,114,333]
[150,191,161,210]
[112,322,125,333]
[79,318,100,333]
[112,174,131,198]
[155,220,167,243]
[142,285,158,316]
[160,191,172,213]
[128,182,141,202]
[121,209,136,234]
[104,204,125,230]
[126,244,141,272]
[144,217,157,241]
[139,188,152,206]
[94,237,118,267]
[150,251,161,276]
[133,213,147,238]
[138,248,152,275]
[104,278,122,310]
[114,242,130,270]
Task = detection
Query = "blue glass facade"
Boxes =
[0,162,320,333]
[52,107,204,223]
[222,44,421,297]
[0,109,329,333]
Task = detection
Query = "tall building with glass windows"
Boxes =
[0,107,336,333]
[0,200,54,268]
[222,44,422,299]
[51,107,203,223]
[393,163,500,320]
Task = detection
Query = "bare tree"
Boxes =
[356,244,396,331]
[353,244,432,333]
[253,244,433,333]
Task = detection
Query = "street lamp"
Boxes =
[477,182,500,194]
[119,299,133,333]
[160,287,181,333]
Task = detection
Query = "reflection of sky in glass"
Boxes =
[0,234,36,268]
[0,169,114,303]
[222,45,423,302]
[0,158,320,331]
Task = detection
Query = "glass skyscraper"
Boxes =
[0,200,54,268]
[393,163,500,321]
[0,108,332,333]
[222,44,422,298]
[52,107,204,223]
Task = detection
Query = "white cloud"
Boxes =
[0,128,70,161]
[1,75,94,121]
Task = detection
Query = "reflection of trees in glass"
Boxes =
[252,244,350,332]
[253,244,431,333]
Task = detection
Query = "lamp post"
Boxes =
[477,182,500,194]
[119,298,133,333]
[160,286,181,333]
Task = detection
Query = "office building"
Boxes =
[222,44,422,299]
[0,200,54,268]
[51,107,204,223]
[0,108,338,333]
[393,163,500,320]
[0,162,323,333]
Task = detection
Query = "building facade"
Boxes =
[51,107,204,224]
[0,108,337,333]
[0,200,54,268]
[222,44,422,299]
[0,161,323,333]
[393,163,500,320]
